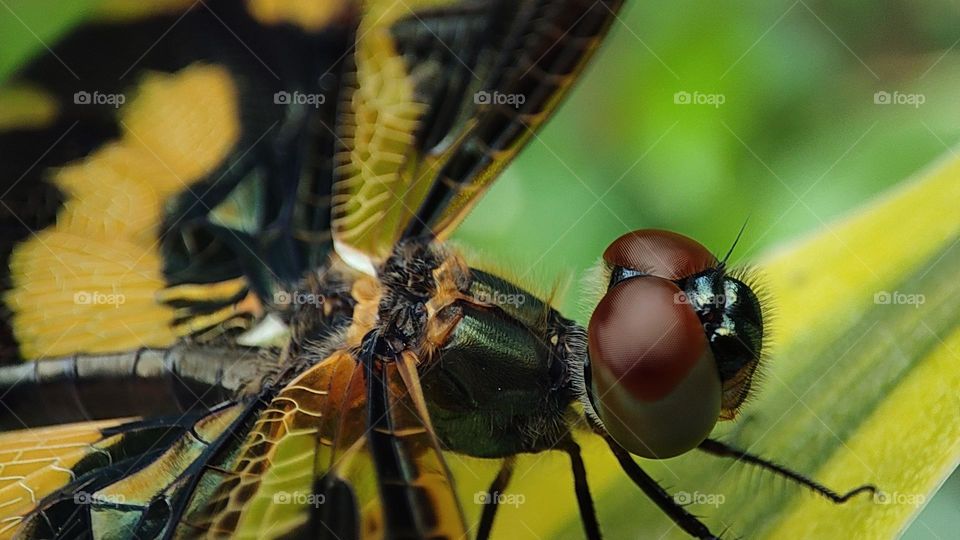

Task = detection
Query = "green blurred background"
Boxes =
[2,0,958,537]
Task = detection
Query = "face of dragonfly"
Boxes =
[585,229,766,458]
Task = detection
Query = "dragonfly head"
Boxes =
[586,229,766,459]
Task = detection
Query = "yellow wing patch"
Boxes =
[197,351,359,538]
[4,64,240,360]
[332,25,428,268]
[247,0,351,31]
[332,0,463,269]
[0,419,132,539]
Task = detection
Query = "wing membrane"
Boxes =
[332,0,624,267]
[0,344,280,538]
[0,2,354,361]
[0,408,251,539]
[192,346,466,539]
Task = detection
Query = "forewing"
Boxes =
[0,2,355,361]
[332,0,624,268]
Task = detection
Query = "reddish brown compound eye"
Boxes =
[603,229,718,280]
[588,276,721,459]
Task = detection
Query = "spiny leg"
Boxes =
[559,439,601,540]
[477,457,515,540]
[698,438,877,503]
[604,435,718,539]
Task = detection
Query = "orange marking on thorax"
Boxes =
[346,274,382,347]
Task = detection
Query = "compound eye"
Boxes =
[603,229,718,280]
[588,276,721,458]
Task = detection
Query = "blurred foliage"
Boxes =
[2,0,958,537]
[0,0,98,81]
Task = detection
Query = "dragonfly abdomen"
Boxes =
[0,345,274,429]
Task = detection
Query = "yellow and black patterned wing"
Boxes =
[185,348,466,539]
[0,1,356,362]
[0,346,278,538]
[332,0,624,269]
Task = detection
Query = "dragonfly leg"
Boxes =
[476,457,516,540]
[604,435,719,539]
[698,438,877,503]
[559,439,601,540]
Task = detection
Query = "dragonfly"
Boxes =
[0,0,876,538]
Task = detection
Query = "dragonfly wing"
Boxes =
[0,345,279,538]
[0,3,356,361]
[332,0,625,268]
[0,402,259,539]
[190,347,466,539]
